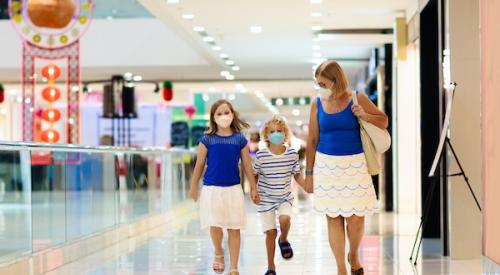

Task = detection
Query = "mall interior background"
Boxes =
[0,0,499,274]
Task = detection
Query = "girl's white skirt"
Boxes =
[313,152,378,218]
[199,184,246,230]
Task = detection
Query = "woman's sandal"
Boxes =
[265,269,277,275]
[229,269,240,275]
[278,237,294,260]
[348,253,364,275]
[212,254,225,274]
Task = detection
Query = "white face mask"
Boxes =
[316,80,335,98]
[215,114,233,128]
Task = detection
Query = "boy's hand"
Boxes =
[295,174,306,188]
[251,188,260,204]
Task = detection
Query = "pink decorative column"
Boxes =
[481,0,500,264]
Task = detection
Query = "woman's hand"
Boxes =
[189,185,199,202]
[351,104,367,120]
[251,187,260,204]
[304,175,314,194]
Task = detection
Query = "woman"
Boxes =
[304,60,388,275]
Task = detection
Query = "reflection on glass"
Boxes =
[31,150,66,251]
[0,150,31,260]
[0,144,194,264]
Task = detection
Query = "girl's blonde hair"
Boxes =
[314,60,349,93]
[205,99,250,135]
[261,116,290,146]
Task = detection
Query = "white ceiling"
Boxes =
[0,0,410,123]
[138,0,408,80]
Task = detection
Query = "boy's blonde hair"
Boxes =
[261,116,290,146]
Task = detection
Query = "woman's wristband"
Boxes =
[305,169,314,175]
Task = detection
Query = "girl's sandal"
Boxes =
[212,254,225,274]
[229,269,240,275]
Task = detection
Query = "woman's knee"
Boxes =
[326,215,344,226]
[346,215,365,227]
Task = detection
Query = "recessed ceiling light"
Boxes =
[292,109,300,116]
[226,75,235,81]
[225,60,235,65]
[312,26,323,31]
[220,71,230,76]
[296,120,303,126]
[167,0,179,3]
[212,46,222,51]
[310,0,322,3]
[219,53,229,59]
[299,98,307,105]
[312,45,321,50]
[203,94,210,102]
[182,14,195,20]
[203,36,215,42]
[124,72,133,79]
[133,75,143,81]
[232,66,240,71]
[311,12,322,17]
[276,98,284,106]
[193,26,205,32]
[250,26,262,33]
[228,94,236,100]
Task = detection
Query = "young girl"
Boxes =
[189,99,259,275]
[253,116,306,275]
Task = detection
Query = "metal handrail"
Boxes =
[0,141,196,154]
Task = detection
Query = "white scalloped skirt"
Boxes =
[313,152,378,218]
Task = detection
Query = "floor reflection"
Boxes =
[49,198,487,275]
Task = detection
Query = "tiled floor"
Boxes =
[47,197,494,275]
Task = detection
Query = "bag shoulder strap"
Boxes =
[351,90,358,105]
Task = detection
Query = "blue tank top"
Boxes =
[316,97,364,156]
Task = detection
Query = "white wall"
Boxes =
[395,41,421,214]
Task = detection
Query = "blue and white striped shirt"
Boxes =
[253,147,300,212]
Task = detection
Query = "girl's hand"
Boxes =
[251,188,260,204]
[189,185,199,202]
[304,175,314,194]
[351,104,367,120]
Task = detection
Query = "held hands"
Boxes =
[351,104,367,120]
[251,187,260,204]
[304,175,314,194]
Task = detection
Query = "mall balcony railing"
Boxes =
[0,142,196,264]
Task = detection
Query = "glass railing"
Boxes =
[0,142,196,263]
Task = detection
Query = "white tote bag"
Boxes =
[352,91,391,154]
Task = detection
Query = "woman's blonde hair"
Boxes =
[205,99,250,135]
[314,60,349,93]
[261,116,290,146]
